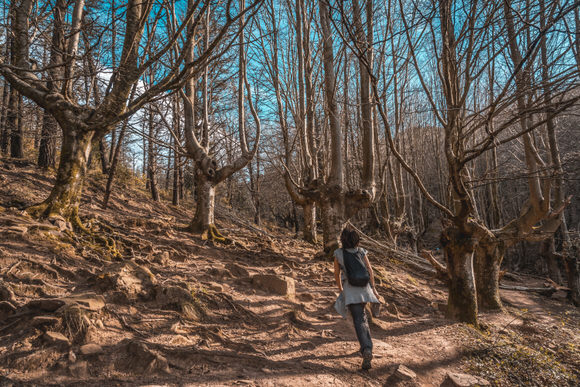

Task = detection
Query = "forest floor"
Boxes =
[0,158,578,387]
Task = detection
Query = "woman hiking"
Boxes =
[333,228,381,370]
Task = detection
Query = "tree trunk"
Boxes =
[172,152,180,206]
[320,198,343,254]
[302,202,317,244]
[0,82,10,154]
[443,227,478,325]
[146,108,159,201]
[188,174,218,236]
[475,240,504,311]
[29,127,94,221]
[6,88,21,157]
[98,136,110,174]
[38,111,58,168]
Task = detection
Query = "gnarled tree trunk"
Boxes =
[442,227,478,325]
[188,173,216,234]
[29,127,94,222]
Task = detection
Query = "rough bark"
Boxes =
[320,197,343,254]
[0,81,9,154]
[441,226,478,326]
[302,202,316,244]
[474,239,505,310]
[353,0,375,196]
[270,3,316,243]
[187,174,217,235]
[38,113,58,168]
[5,87,20,157]
[146,107,159,202]
[28,127,94,222]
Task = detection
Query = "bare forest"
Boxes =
[0,0,579,385]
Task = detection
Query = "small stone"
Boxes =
[68,350,77,362]
[31,316,61,327]
[67,293,106,312]
[94,319,105,329]
[207,267,233,278]
[209,283,223,292]
[43,331,70,348]
[261,368,272,374]
[48,215,71,232]
[226,263,250,278]
[442,372,490,387]
[394,364,416,380]
[251,274,295,296]
[79,343,103,355]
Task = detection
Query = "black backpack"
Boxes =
[343,249,370,287]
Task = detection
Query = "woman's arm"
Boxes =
[334,257,343,292]
[364,254,381,301]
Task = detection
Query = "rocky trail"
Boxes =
[0,159,578,386]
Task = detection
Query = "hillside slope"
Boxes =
[0,158,578,386]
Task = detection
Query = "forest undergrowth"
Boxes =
[0,158,578,387]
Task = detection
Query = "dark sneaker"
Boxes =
[361,348,373,370]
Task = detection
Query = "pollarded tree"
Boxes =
[305,0,376,254]
[0,0,262,229]
[255,0,319,244]
[471,0,576,311]
[180,0,261,241]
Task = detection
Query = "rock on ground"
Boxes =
[441,372,490,387]
[252,274,295,296]
[395,364,417,380]
[79,343,103,355]
[43,331,70,348]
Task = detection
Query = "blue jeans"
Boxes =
[348,303,373,354]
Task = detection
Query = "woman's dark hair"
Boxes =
[340,228,360,249]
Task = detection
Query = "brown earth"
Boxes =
[0,158,578,386]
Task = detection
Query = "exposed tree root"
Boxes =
[70,215,123,260]
[24,202,50,219]
[185,223,232,245]
[212,293,263,325]
[18,257,77,280]
[25,202,123,260]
